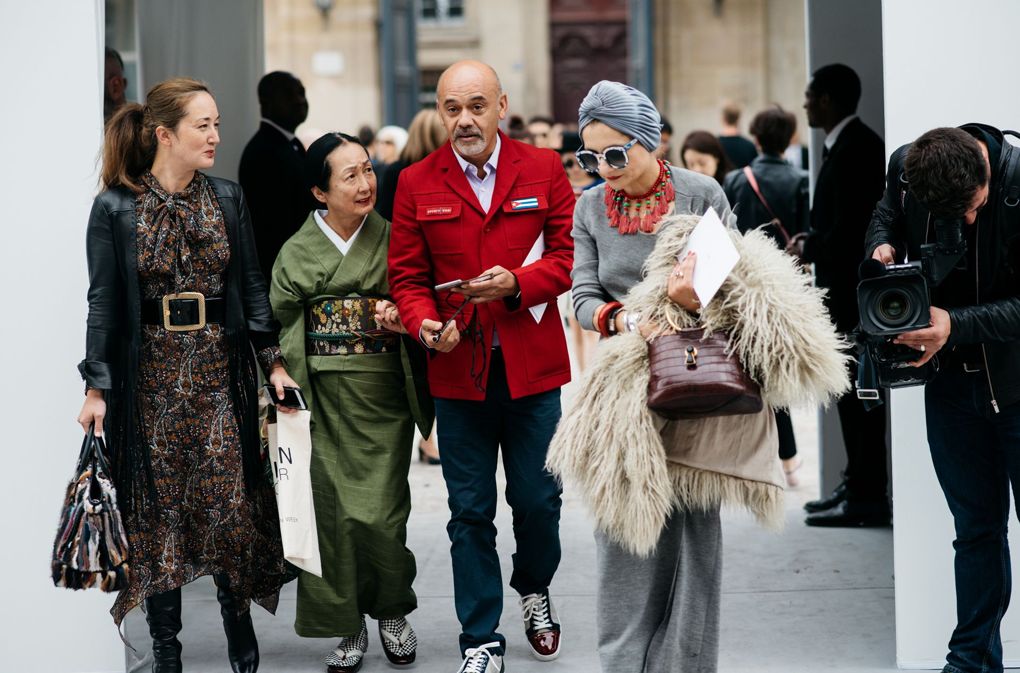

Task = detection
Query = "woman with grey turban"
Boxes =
[554,79,846,673]
[560,80,736,672]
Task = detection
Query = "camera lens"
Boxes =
[876,289,913,327]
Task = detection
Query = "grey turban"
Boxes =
[577,80,662,152]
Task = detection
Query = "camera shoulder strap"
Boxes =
[742,166,792,245]
[1000,130,1020,208]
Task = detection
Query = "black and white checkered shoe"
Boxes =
[325,617,368,673]
[378,617,417,665]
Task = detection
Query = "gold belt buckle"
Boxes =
[162,291,206,331]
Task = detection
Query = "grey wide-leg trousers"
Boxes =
[594,505,722,673]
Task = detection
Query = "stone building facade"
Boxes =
[264,0,383,141]
[264,0,808,147]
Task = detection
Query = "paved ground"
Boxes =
[123,356,932,673]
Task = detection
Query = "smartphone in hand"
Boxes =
[434,272,496,292]
[434,278,465,292]
[263,384,308,410]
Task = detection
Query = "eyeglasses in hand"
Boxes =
[433,294,472,344]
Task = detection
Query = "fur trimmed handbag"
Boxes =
[51,425,130,592]
[646,327,763,419]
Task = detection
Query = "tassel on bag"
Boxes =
[51,425,130,592]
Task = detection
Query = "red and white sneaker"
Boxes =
[520,590,561,661]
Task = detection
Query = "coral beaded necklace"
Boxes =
[604,160,676,234]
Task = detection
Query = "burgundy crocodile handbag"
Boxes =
[646,327,763,420]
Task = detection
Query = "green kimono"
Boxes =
[270,210,434,637]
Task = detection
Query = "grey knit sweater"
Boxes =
[571,167,734,330]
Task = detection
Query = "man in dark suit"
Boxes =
[798,63,890,527]
[239,71,319,281]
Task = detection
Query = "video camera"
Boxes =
[856,216,967,393]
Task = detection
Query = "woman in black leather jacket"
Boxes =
[76,77,299,673]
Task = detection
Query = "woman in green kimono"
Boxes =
[270,132,433,673]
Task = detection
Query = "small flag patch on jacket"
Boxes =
[510,197,540,211]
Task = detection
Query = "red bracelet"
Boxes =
[596,301,623,337]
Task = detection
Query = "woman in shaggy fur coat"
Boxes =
[553,81,849,672]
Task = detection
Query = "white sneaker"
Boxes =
[456,641,504,673]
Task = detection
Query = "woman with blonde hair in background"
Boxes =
[377,108,447,220]
[77,77,298,673]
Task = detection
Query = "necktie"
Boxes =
[822,145,830,161]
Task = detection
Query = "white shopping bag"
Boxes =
[267,410,322,577]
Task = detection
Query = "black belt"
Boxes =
[141,292,225,331]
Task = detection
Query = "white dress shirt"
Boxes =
[824,114,858,152]
[451,137,503,344]
[452,136,501,213]
[261,117,298,144]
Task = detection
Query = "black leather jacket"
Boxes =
[864,123,1020,409]
[79,176,278,389]
[79,175,278,508]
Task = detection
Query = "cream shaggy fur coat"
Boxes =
[546,214,850,556]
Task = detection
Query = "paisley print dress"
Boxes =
[111,172,288,625]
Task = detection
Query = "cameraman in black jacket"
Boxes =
[865,123,1020,673]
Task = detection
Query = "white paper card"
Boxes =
[678,207,740,309]
[522,233,547,323]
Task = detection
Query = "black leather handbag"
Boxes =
[51,425,131,592]
[646,327,763,420]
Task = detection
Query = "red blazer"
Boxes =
[388,132,575,401]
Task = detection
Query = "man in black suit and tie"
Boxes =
[796,63,890,527]
[239,71,319,281]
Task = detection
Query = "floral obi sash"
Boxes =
[306,296,400,355]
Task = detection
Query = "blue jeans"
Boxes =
[434,348,563,656]
[926,365,1020,673]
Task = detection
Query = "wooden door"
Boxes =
[550,0,628,124]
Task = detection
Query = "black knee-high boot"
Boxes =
[214,574,259,673]
[144,588,183,673]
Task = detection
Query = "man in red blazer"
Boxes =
[388,60,574,673]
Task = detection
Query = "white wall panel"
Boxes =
[0,1,123,671]
[882,0,1020,667]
